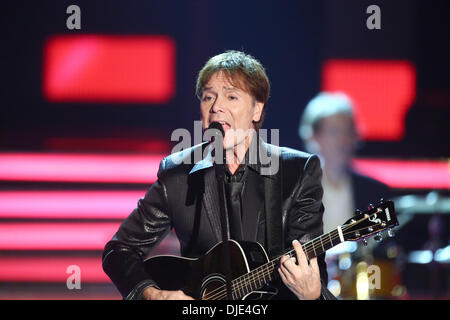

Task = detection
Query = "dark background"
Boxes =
[1,0,449,158]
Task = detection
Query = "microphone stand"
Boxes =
[210,124,233,300]
[214,157,234,300]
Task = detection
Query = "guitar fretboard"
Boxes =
[228,228,343,300]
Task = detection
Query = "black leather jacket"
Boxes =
[102,139,335,300]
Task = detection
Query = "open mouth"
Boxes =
[217,121,231,132]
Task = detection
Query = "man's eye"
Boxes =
[228,95,237,100]
[202,96,213,102]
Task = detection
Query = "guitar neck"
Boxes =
[230,227,344,299]
[284,227,344,261]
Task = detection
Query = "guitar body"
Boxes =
[143,240,277,300]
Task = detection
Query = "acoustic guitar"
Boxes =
[143,199,398,300]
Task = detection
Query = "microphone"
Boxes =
[206,122,225,166]
[207,121,225,142]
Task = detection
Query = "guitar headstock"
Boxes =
[342,199,398,242]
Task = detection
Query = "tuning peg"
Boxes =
[362,239,368,246]
[379,198,385,203]
[387,228,395,238]
[368,204,374,210]
[374,233,383,242]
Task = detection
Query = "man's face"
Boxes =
[313,114,357,169]
[200,71,263,150]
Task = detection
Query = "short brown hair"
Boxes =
[196,50,270,130]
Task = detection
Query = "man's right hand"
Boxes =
[142,286,195,300]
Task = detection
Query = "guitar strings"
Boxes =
[203,220,382,300]
[202,222,359,300]
[203,235,340,300]
[202,223,355,300]
[202,226,348,300]
[205,221,382,300]
[204,215,381,300]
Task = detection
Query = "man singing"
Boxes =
[102,50,335,300]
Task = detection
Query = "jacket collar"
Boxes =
[189,134,274,176]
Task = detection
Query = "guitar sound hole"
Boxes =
[201,274,227,300]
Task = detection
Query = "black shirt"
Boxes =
[223,153,265,245]
[224,163,247,240]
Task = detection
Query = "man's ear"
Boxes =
[252,101,264,122]
[306,137,321,154]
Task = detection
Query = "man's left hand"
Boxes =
[278,239,322,300]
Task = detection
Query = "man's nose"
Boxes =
[210,95,225,113]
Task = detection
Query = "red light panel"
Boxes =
[0,191,146,219]
[44,137,170,153]
[352,158,450,189]
[322,59,416,141]
[0,233,179,283]
[43,35,176,103]
[0,152,165,183]
[0,222,121,250]
[0,256,108,282]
